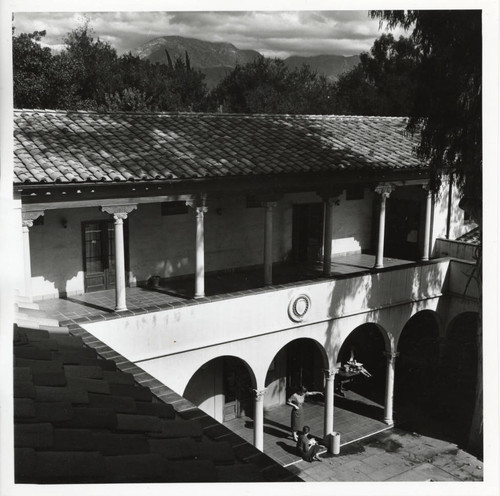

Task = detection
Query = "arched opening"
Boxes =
[335,323,387,419]
[183,356,255,423]
[260,338,327,442]
[438,312,479,445]
[395,311,440,429]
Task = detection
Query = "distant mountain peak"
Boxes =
[133,35,262,70]
[133,35,359,89]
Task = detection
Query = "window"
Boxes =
[161,201,188,216]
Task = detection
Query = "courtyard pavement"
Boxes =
[225,400,483,483]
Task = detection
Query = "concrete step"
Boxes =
[15,300,40,311]
[15,307,60,327]
[15,320,69,335]
[15,294,38,304]
[39,324,69,335]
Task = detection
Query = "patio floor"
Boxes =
[225,393,392,468]
[37,253,412,320]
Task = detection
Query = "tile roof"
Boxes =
[14,110,424,185]
[13,325,300,484]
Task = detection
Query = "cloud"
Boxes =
[12,10,403,58]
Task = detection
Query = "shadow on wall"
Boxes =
[29,217,84,298]
[183,356,257,422]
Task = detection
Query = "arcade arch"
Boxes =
[395,310,441,425]
[183,355,256,424]
[337,323,388,403]
[438,312,479,443]
[264,337,328,410]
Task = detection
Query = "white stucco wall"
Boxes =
[84,260,451,393]
[431,180,477,246]
[29,207,109,299]
[27,189,376,299]
[25,182,471,300]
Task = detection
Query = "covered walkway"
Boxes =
[225,393,391,468]
[37,253,412,320]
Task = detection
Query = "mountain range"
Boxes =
[133,36,360,89]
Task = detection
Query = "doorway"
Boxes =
[385,197,421,260]
[223,357,253,422]
[82,220,126,292]
[285,339,324,398]
[292,203,324,263]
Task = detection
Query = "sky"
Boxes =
[12,10,407,58]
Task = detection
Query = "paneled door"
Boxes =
[82,221,117,292]
[292,203,324,263]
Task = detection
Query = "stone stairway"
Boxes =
[15,295,68,334]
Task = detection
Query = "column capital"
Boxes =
[422,182,432,193]
[252,388,267,400]
[192,205,208,216]
[186,195,207,210]
[324,368,338,380]
[101,204,137,220]
[375,184,395,198]
[22,209,44,228]
[383,351,400,360]
[261,201,277,209]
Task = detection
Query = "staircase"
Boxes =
[15,295,68,335]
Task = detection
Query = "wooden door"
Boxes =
[385,198,421,260]
[223,358,252,421]
[286,340,315,398]
[82,221,117,292]
[292,203,324,263]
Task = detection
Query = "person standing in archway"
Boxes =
[287,385,323,441]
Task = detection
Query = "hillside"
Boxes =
[284,54,360,80]
[134,36,360,88]
[133,36,262,69]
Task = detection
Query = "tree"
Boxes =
[12,23,209,112]
[102,88,153,112]
[371,10,482,457]
[213,57,337,114]
[58,21,121,109]
[12,30,54,108]
[336,34,420,116]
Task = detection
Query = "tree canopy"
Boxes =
[211,58,338,114]
[371,10,483,460]
[370,11,482,220]
[12,23,209,112]
[335,34,420,116]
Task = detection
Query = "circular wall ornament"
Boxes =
[288,294,311,322]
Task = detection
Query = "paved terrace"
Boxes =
[38,253,411,322]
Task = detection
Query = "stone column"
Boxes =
[323,368,336,451]
[21,210,44,302]
[421,184,433,261]
[194,205,208,298]
[383,351,399,425]
[102,205,137,311]
[374,185,394,269]
[263,202,276,286]
[322,198,336,276]
[252,388,267,451]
